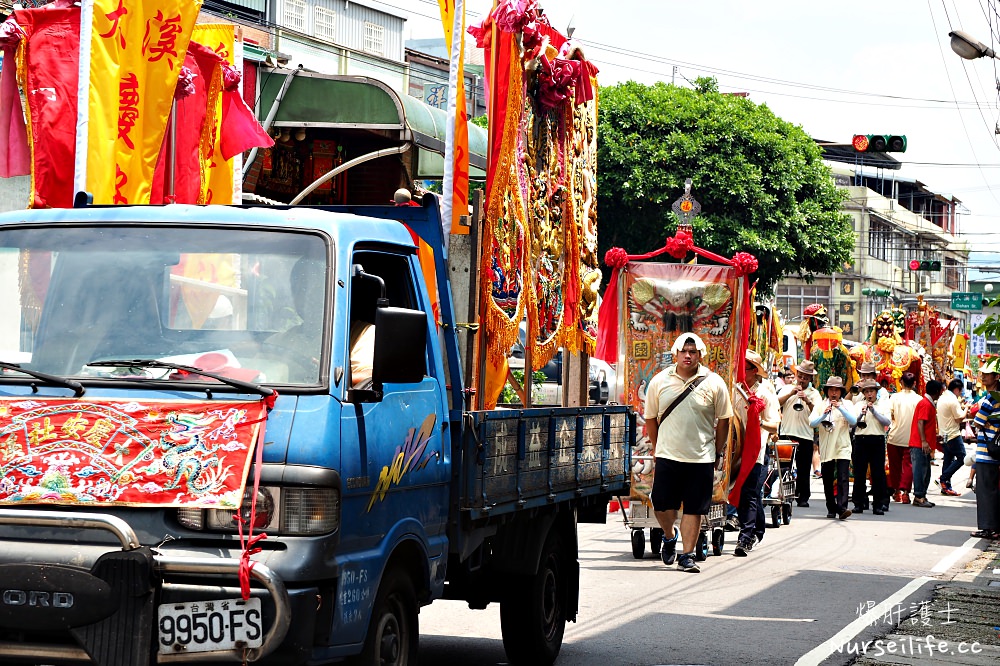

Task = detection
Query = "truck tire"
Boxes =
[500,531,567,665]
[351,568,418,666]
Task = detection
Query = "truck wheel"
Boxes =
[630,529,645,559]
[352,568,418,666]
[500,532,567,665]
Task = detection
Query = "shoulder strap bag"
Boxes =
[657,375,707,424]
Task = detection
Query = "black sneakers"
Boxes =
[660,527,679,566]
[734,539,754,557]
[677,552,701,573]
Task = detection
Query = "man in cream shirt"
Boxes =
[645,333,733,573]
[888,372,922,505]
[777,360,821,507]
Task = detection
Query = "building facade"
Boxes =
[776,165,970,345]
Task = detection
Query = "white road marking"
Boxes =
[706,613,815,622]
[931,537,979,573]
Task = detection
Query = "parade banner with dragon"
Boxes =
[0,397,266,508]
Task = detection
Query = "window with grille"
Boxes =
[314,6,336,41]
[775,284,831,335]
[284,0,306,31]
[945,257,962,290]
[364,22,385,55]
[868,218,891,262]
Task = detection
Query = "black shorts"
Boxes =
[650,457,714,515]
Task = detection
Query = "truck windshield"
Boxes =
[0,224,330,386]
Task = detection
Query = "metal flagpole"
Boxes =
[73,0,96,199]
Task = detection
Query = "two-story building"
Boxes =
[776,148,970,345]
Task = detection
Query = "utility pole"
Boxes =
[672,65,677,85]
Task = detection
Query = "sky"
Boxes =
[390,0,1000,278]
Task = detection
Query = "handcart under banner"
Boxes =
[762,438,797,527]
[619,455,726,561]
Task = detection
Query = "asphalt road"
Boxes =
[417,465,984,666]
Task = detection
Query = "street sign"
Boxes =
[971,314,987,356]
[951,292,983,311]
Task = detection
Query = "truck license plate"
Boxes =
[157,598,263,655]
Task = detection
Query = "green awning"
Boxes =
[258,69,487,175]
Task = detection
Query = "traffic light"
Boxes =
[852,134,907,153]
[861,287,891,297]
[907,259,941,271]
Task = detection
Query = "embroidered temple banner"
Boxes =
[567,76,599,356]
[621,261,747,503]
[0,397,266,508]
[471,4,600,407]
[479,29,527,407]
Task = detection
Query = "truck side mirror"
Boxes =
[372,307,427,387]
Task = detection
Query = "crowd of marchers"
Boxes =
[641,333,1000,573]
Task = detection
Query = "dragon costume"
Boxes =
[849,309,924,393]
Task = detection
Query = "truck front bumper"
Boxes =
[0,509,292,665]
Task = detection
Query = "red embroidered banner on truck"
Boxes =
[0,397,265,508]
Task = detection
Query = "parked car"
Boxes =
[507,326,615,406]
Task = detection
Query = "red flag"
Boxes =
[150,50,208,204]
[0,21,30,179]
[219,79,273,160]
[10,2,80,208]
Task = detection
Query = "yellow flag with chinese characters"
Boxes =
[193,23,235,205]
[86,0,203,204]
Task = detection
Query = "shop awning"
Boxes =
[257,69,487,179]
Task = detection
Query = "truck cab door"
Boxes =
[337,248,449,581]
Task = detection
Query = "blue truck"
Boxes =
[0,195,632,666]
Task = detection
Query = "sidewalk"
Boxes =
[851,538,1000,665]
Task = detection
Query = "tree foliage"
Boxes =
[597,80,853,294]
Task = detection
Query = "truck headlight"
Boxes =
[177,486,340,535]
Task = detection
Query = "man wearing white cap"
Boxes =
[645,332,733,573]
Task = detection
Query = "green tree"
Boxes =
[597,79,853,293]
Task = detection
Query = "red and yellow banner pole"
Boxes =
[438,0,470,238]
